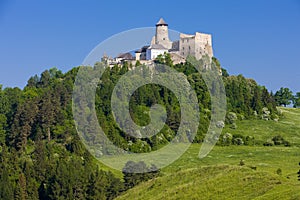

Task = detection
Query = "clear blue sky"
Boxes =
[0,0,299,93]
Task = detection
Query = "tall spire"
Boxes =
[156,18,168,26]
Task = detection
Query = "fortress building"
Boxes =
[104,18,213,65]
[138,18,213,62]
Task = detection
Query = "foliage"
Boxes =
[122,161,160,190]
[293,92,300,108]
[0,68,124,199]
[274,87,294,107]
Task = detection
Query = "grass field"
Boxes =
[222,107,300,146]
[115,107,300,199]
[116,165,300,200]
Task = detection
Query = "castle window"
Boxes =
[163,38,165,40]
[182,47,184,50]
[189,46,191,50]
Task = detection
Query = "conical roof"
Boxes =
[156,18,168,26]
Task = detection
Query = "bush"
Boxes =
[244,136,255,146]
[122,161,160,190]
[233,138,244,145]
[232,134,245,145]
[239,160,245,166]
[264,135,291,147]
[272,135,290,146]
[297,162,300,181]
[263,140,274,146]
[230,123,237,129]
[272,135,285,145]
[221,133,232,146]
[276,168,282,175]
[226,112,237,124]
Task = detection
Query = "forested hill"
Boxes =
[0,57,293,199]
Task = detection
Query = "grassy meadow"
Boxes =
[115,107,300,199]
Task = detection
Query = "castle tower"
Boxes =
[152,18,172,49]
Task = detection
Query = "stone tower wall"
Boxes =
[155,25,172,49]
[179,33,196,58]
[179,32,213,60]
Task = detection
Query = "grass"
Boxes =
[116,165,300,200]
[163,145,300,181]
[222,107,300,146]
[114,107,300,199]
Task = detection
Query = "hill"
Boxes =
[117,107,300,199]
[116,165,300,200]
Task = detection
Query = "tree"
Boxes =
[293,92,300,108]
[154,54,165,64]
[0,166,14,199]
[154,52,173,66]
[122,161,160,190]
[274,87,294,107]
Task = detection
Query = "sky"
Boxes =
[0,0,299,93]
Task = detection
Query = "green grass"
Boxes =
[115,107,300,199]
[222,107,300,146]
[163,145,300,180]
[116,165,300,200]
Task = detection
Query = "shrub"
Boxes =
[239,160,245,166]
[122,161,160,190]
[276,168,282,175]
[244,136,255,146]
[272,135,285,145]
[264,135,291,147]
[297,162,300,181]
[232,134,245,145]
[230,123,237,129]
[221,133,232,146]
[263,140,274,146]
[233,138,244,145]
[272,135,290,146]
[226,112,237,124]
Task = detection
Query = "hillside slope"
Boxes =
[116,165,300,200]
[116,108,300,199]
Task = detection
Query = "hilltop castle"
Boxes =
[103,18,213,65]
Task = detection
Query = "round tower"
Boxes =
[155,18,172,49]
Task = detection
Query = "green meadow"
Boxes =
[116,107,300,199]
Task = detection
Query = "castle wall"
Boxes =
[195,32,213,59]
[179,33,196,58]
[179,32,213,60]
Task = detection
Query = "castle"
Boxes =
[102,18,213,65]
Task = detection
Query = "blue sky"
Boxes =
[0,0,299,93]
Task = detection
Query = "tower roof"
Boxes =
[156,18,168,26]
